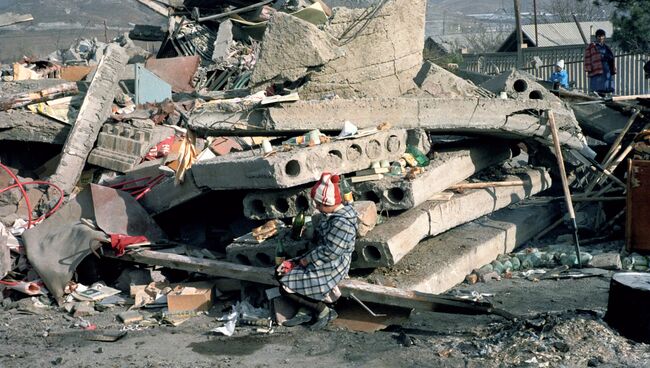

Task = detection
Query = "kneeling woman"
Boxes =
[279,173,358,329]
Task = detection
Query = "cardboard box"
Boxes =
[167,282,214,312]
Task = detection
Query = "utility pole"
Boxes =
[533,0,539,46]
[514,0,524,68]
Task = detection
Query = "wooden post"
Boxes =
[514,0,524,68]
[533,0,539,46]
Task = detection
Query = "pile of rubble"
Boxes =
[0,0,649,334]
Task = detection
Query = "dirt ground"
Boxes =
[1,266,649,368]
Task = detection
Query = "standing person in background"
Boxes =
[277,172,358,330]
[549,59,569,89]
[584,29,616,96]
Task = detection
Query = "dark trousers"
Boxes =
[279,286,327,314]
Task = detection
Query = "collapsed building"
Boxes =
[0,0,648,333]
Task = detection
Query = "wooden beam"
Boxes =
[449,180,525,190]
[113,249,513,318]
[0,82,79,111]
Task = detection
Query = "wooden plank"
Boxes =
[116,249,277,285]
[449,180,525,190]
[627,160,650,252]
[112,249,512,318]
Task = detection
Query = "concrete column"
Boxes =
[50,44,128,194]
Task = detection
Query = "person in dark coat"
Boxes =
[278,172,358,330]
[584,29,616,96]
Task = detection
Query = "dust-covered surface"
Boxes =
[1,272,649,368]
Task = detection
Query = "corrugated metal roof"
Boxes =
[522,21,613,47]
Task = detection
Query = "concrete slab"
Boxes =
[187,97,592,156]
[354,143,514,211]
[414,61,490,98]
[364,201,560,294]
[49,44,128,195]
[353,168,552,268]
[241,143,513,219]
[0,109,70,144]
[192,129,407,190]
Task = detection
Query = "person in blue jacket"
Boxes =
[549,59,569,89]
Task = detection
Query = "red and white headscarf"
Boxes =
[310,172,342,206]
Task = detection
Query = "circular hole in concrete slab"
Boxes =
[273,198,290,213]
[250,199,266,216]
[362,245,382,262]
[366,139,382,159]
[236,254,251,265]
[328,150,343,160]
[386,187,405,203]
[255,253,272,266]
[386,135,401,153]
[362,191,381,204]
[529,90,543,100]
[347,144,363,161]
[285,160,301,177]
[513,79,528,93]
[295,195,310,212]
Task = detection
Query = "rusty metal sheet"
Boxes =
[626,160,650,252]
[90,184,166,242]
[145,56,200,93]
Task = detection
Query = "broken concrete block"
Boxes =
[414,61,490,98]
[299,0,425,99]
[352,201,377,238]
[251,12,342,86]
[49,44,129,195]
[365,201,561,294]
[191,129,407,190]
[87,121,175,173]
[353,168,552,268]
[406,129,431,158]
[72,302,96,317]
[589,253,622,270]
[353,143,513,211]
[479,69,560,102]
[213,20,234,64]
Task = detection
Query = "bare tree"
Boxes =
[540,0,614,22]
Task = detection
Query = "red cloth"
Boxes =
[110,234,149,256]
[584,43,616,77]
